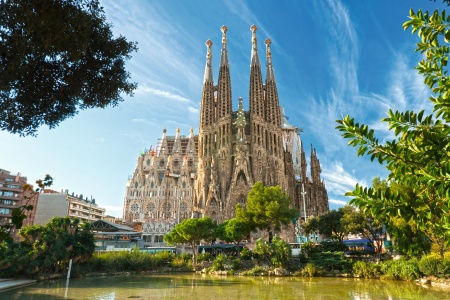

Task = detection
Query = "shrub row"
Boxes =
[76,250,192,274]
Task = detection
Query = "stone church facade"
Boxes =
[123,26,329,245]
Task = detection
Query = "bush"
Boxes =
[241,266,269,276]
[300,263,321,277]
[381,258,421,281]
[153,251,175,267]
[301,241,324,258]
[240,247,253,260]
[171,255,192,269]
[352,261,380,278]
[197,252,211,262]
[419,254,448,277]
[270,237,292,268]
[400,258,421,281]
[231,258,242,271]
[253,238,272,264]
[212,254,226,271]
[283,257,302,272]
[310,251,351,273]
[253,237,292,268]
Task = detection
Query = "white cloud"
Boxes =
[136,86,191,103]
[103,205,124,218]
[321,161,367,197]
[188,107,199,114]
[387,53,432,113]
[328,199,348,206]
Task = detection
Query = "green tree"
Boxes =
[302,208,348,241]
[302,215,320,238]
[0,174,53,243]
[336,7,450,256]
[236,182,298,242]
[0,217,95,277]
[0,0,137,136]
[253,236,292,267]
[372,177,431,256]
[216,218,251,246]
[318,209,347,241]
[164,217,216,264]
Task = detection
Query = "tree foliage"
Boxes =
[0,0,137,136]
[164,217,216,264]
[0,217,95,277]
[336,7,450,253]
[372,177,431,256]
[236,182,298,237]
[0,174,53,243]
[215,218,251,245]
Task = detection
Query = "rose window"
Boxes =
[130,204,139,212]
[180,202,187,212]
[146,203,155,212]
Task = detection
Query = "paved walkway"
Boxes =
[0,278,36,292]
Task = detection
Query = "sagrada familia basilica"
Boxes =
[123,25,329,245]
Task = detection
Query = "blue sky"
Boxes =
[1,0,446,217]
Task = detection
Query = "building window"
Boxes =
[5,178,13,182]
[0,208,11,214]
[3,191,13,197]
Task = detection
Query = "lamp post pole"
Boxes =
[301,183,307,242]
[177,195,182,224]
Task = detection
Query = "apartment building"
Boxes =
[34,189,105,225]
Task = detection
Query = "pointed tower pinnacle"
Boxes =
[250,25,260,66]
[204,40,213,83]
[220,25,229,66]
[265,38,275,82]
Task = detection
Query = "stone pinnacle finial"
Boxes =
[190,127,194,134]
[250,25,259,66]
[221,25,228,44]
[250,24,257,44]
[265,38,272,58]
[205,39,213,59]
[163,127,167,134]
[176,127,180,134]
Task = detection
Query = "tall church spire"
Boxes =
[250,24,260,66]
[264,38,281,127]
[249,25,264,120]
[217,25,232,119]
[265,38,275,82]
[220,26,229,67]
[203,40,213,83]
[200,40,215,128]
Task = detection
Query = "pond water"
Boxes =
[2,274,450,300]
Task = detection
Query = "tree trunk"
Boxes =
[192,241,197,265]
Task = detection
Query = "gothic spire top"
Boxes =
[220,25,229,66]
[235,97,246,128]
[265,38,275,81]
[221,25,228,43]
[250,25,260,66]
[204,39,213,83]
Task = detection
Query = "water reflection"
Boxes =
[1,274,450,300]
